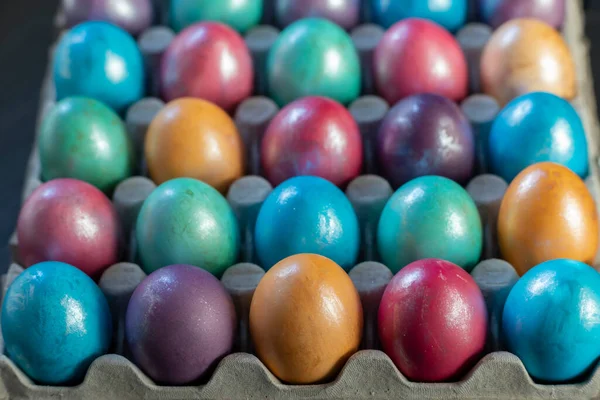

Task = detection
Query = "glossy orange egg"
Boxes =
[498,162,598,275]
[481,18,576,106]
[145,98,245,193]
[249,254,363,384]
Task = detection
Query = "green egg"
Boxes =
[39,97,134,193]
[267,18,361,106]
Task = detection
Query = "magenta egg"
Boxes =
[160,22,254,112]
[261,96,363,187]
[378,259,488,382]
[373,18,468,105]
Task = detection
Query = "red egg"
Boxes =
[261,96,363,187]
[373,18,468,105]
[17,179,121,278]
[378,259,487,382]
[160,22,253,112]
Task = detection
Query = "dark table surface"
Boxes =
[1,1,600,273]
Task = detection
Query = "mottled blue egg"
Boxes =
[53,21,145,113]
[370,0,467,31]
[489,92,588,182]
[377,176,482,273]
[1,262,112,385]
[503,259,600,382]
[255,176,359,271]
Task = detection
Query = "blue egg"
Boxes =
[370,0,467,31]
[377,175,482,273]
[255,176,359,271]
[488,92,588,182]
[503,259,600,382]
[1,262,112,385]
[53,22,145,113]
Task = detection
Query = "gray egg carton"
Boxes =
[3,0,600,399]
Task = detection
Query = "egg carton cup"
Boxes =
[3,0,600,399]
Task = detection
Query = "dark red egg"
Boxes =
[261,96,363,187]
[17,179,121,278]
[377,93,475,188]
[160,22,253,112]
[378,259,488,382]
[373,18,468,105]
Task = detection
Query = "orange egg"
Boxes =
[480,18,576,106]
[249,254,363,384]
[498,162,598,275]
[145,98,245,193]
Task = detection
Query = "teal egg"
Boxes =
[39,97,134,193]
[377,176,482,273]
[1,262,112,385]
[267,18,361,106]
[136,178,239,276]
[170,0,263,33]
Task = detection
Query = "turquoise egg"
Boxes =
[267,18,361,107]
[170,0,263,33]
[377,176,482,273]
[136,178,239,276]
[503,259,600,382]
[255,176,360,271]
[53,22,145,113]
[489,92,588,182]
[39,97,134,193]
[1,262,112,385]
[371,0,468,31]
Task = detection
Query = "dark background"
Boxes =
[1,1,600,271]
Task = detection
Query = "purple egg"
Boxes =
[479,0,565,29]
[275,0,360,30]
[63,0,153,35]
[377,93,475,188]
[125,264,236,384]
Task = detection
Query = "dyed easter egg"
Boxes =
[255,176,359,271]
[250,254,362,384]
[160,22,253,112]
[481,19,576,106]
[17,179,120,278]
[126,264,236,384]
[2,261,111,384]
[374,18,468,105]
[377,94,475,188]
[63,0,153,35]
[39,97,134,193]
[170,0,262,33]
[136,178,239,276]
[498,162,598,276]
[261,96,363,187]
[53,22,144,113]
[378,176,482,273]
[489,92,588,182]
[378,259,487,382]
[275,0,360,30]
[267,18,360,106]
[503,259,600,382]
[145,98,245,192]
[371,0,467,31]
[479,0,565,29]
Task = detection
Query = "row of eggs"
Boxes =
[53,13,576,114]
[62,0,566,35]
[17,159,599,286]
[4,254,599,386]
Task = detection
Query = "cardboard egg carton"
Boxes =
[3,0,600,398]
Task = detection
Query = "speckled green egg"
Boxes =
[267,18,361,106]
[136,178,240,276]
[377,176,482,273]
[39,97,134,193]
